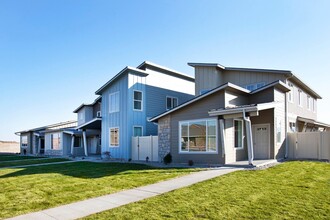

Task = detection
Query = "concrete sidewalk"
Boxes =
[7,167,242,220]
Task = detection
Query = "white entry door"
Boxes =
[252,124,270,159]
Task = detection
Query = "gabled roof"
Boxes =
[250,80,290,94]
[188,62,321,99]
[149,80,290,123]
[149,82,250,122]
[73,96,102,113]
[95,66,148,95]
[15,120,77,135]
[95,61,194,95]
[138,61,194,82]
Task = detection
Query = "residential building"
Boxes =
[150,62,329,165]
[15,121,77,156]
[94,61,195,160]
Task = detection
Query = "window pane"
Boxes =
[134,91,142,101]
[208,137,216,151]
[234,120,243,148]
[189,121,206,151]
[134,101,141,110]
[110,128,119,146]
[133,127,142,137]
[173,98,178,108]
[52,133,60,150]
[166,97,172,109]
[180,123,189,151]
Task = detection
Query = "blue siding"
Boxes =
[101,72,194,160]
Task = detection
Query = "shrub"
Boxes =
[163,153,172,165]
[188,160,194,166]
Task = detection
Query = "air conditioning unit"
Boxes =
[97,111,101,117]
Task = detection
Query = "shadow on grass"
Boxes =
[0,161,190,179]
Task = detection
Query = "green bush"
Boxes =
[163,153,172,165]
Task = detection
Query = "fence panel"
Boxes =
[131,136,158,162]
[288,132,330,160]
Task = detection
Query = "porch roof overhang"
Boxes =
[297,117,330,128]
[75,118,102,130]
[208,102,280,118]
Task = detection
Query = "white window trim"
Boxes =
[166,96,178,110]
[133,126,143,137]
[133,90,143,111]
[288,83,294,103]
[234,119,245,150]
[109,92,120,113]
[178,118,218,154]
[298,90,303,107]
[307,95,311,110]
[51,133,61,150]
[109,127,119,147]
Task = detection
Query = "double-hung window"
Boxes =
[234,120,244,149]
[298,90,302,106]
[109,92,119,113]
[179,119,217,153]
[288,83,294,103]
[110,128,119,147]
[166,96,178,110]
[133,90,142,111]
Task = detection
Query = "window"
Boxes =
[96,111,101,117]
[74,137,81,147]
[21,136,28,147]
[179,119,217,153]
[51,133,61,150]
[234,120,244,149]
[110,128,119,147]
[307,95,311,110]
[166,96,178,110]
[288,83,294,103]
[109,92,119,113]
[245,82,265,91]
[298,90,302,106]
[289,122,296,132]
[133,90,143,111]
[133,126,143,137]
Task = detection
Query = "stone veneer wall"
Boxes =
[158,115,171,162]
[45,150,63,156]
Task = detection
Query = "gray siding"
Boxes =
[145,85,194,136]
[249,88,274,104]
[168,90,226,164]
[195,66,223,95]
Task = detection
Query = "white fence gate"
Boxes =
[132,136,158,162]
[288,132,330,160]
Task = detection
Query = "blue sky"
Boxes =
[1,0,329,141]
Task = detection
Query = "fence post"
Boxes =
[137,136,140,161]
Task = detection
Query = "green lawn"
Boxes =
[84,161,330,220]
[0,158,70,168]
[0,162,198,219]
[0,155,45,162]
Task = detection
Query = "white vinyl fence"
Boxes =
[288,132,330,160]
[132,136,158,162]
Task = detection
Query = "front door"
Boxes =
[252,124,270,159]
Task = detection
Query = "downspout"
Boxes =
[285,74,293,159]
[219,119,226,157]
[243,109,254,165]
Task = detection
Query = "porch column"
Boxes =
[244,118,254,165]
[219,119,226,157]
[71,135,75,155]
[83,130,88,157]
[37,138,41,155]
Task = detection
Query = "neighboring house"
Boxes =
[150,62,329,165]
[15,121,77,156]
[95,61,195,160]
[70,96,102,157]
